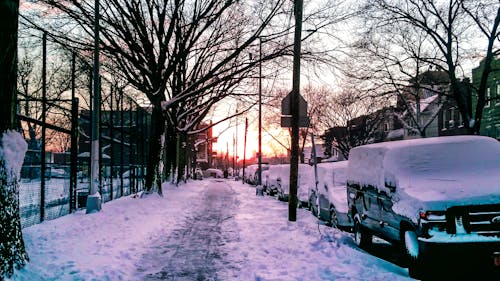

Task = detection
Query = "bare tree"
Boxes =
[0,0,29,278]
[348,25,449,137]
[361,0,500,134]
[319,89,387,159]
[33,0,294,194]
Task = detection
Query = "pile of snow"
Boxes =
[9,179,412,280]
[10,181,205,280]
[1,131,27,179]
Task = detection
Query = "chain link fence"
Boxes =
[17,27,150,228]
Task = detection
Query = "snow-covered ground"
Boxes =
[9,179,412,281]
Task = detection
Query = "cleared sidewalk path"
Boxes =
[136,180,243,280]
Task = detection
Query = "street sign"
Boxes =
[280,116,310,127]
[281,92,308,117]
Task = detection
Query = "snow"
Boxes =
[347,135,500,221]
[205,168,224,178]
[316,161,349,213]
[1,131,28,180]
[9,180,412,281]
[268,164,314,201]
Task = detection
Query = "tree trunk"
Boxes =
[176,131,188,184]
[144,105,165,195]
[0,133,29,278]
[164,124,176,182]
[0,0,30,277]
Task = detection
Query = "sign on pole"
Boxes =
[281,92,309,128]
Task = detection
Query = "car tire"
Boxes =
[353,216,372,249]
[316,202,321,219]
[310,199,318,216]
[329,207,339,229]
[403,230,425,279]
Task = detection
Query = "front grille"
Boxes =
[446,204,500,236]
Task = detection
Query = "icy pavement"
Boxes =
[136,180,243,280]
[10,179,414,281]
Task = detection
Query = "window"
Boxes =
[384,122,390,132]
[486,88,491,107]
[449,108,455,128]
[496,84,500,106]
[457,109,464,128]
[442,109,448,130]
[486,126,492,137]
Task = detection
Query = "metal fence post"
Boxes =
[129,99,134,193]
[120,94,124,196]
[109,89,114,201]
[40,31,47,222]
[70,97,79,212]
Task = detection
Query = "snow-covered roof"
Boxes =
[419,94,439,112]
[77,152,111,159]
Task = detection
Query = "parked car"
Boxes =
[309,161,352,230]
[346,136,500,278]
[265,164,286,196]
[276,164,313,202]
[205,168,223,178]
[194,168,203,180]
[243,164,258,184]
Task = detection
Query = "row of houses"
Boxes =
[320,57,500,160]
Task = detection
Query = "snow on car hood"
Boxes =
[393,168,500,219]
[348,136,500,222]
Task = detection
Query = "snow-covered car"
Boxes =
[243,164,258,184]
[265,164,286,196]
[297,164,315,207]
[261,169,270,191]
[194,168,203,180]
[275,164,313,202]
[205,168,223,178]
[346,136,500,279]
[309,161,352,230]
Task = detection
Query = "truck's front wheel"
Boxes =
[353,215,372,249]
[404,230,425,279]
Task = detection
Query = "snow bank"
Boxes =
[10,181,208,281]
[0,131,28,180]
[230,181,411,280]
[10,179,413,280]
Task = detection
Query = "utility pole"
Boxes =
[235,109,238,178]
[242,117,248,184]
[289,0,303,221]
[87,0,102,213]
[258,38,263,187]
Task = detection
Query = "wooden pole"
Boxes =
[289,0,303,221]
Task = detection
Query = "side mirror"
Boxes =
[385,182,396,192]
